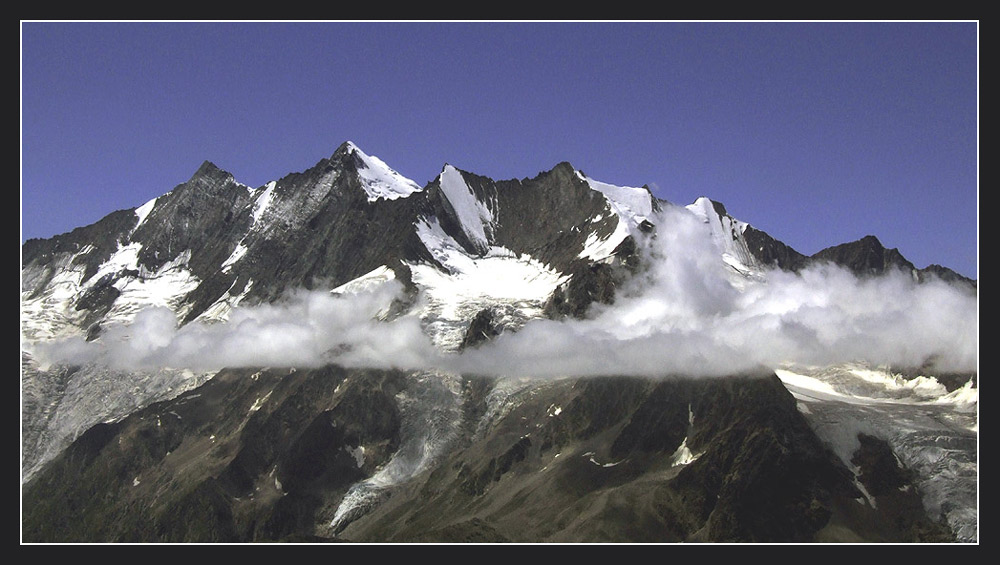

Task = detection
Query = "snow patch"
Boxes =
[332,266,396,296]
[344,444,366,468]
[578,172,653,223]
[103,249,201,326]
[777,365,977,408]
[437,165,494,250]
[248,390,272,415]
[195,278,255,323]
[133,197,157,231]
[220,243,248,273]
[582,450,624,467]
[775,369,843,401]
[854,478,877,509]
[935,379,978,413]
[686,197,756,275]
[578,224,630,262]
[589,455,624,468]
[575,172,653,261]
[848,367,948,400]
[21,259,92,342]
[670,437,701,467]
[251,181,277,227]
[347,142,422,202]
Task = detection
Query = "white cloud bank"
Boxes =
[34,206,978,378]
[452,206,977,377]
[35,282,442,373]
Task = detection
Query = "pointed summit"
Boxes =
[812,234,915,276]
[332,140,360,159]
[331,140,422,202]
[552,161,577,174]
[189,160,234,183]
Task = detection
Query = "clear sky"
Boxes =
[20,21,978,278]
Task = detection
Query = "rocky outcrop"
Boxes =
[810,235,916,276]
[460,308,503,350]
[743,225,809,271]
[543,261,617,320]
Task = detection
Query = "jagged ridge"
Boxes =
[21,142,977,543]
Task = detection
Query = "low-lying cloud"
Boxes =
[453,206,977,377]
[34,205,978,379]
[36,281,442,373]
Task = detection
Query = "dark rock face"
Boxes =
[916,263,977,291]
[422,161,642,273]
[489,163,614,271]
[743,227,976,292]
[333,374,945,543]
[192,144,434,310]
[74,273,121,329]
[131,161,254,274]
[22,208,139,291]
[22,367,953,543]
[543,261,618,319]
[744,225,809,271]
[810,235,916,276]
[542,232,645,321]
[652,374,851,542]
[852,433,913,496]
[22,366,407,542]
[842,434,954,543]
[460,308,503,350]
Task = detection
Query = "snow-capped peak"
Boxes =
[342,141,422,203]
[685,196,756,274]
[575,171,655,225]
[574,171,654,261]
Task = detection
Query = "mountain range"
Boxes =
[20,142,978,543]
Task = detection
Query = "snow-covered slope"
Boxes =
[347,141,423,202]
[686,196,758,275]
[436,165,495,251]
[21,223,201,345]
[410,216,568,349]
[575,172,654,262]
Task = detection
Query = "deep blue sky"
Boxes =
[21,22,978,278]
